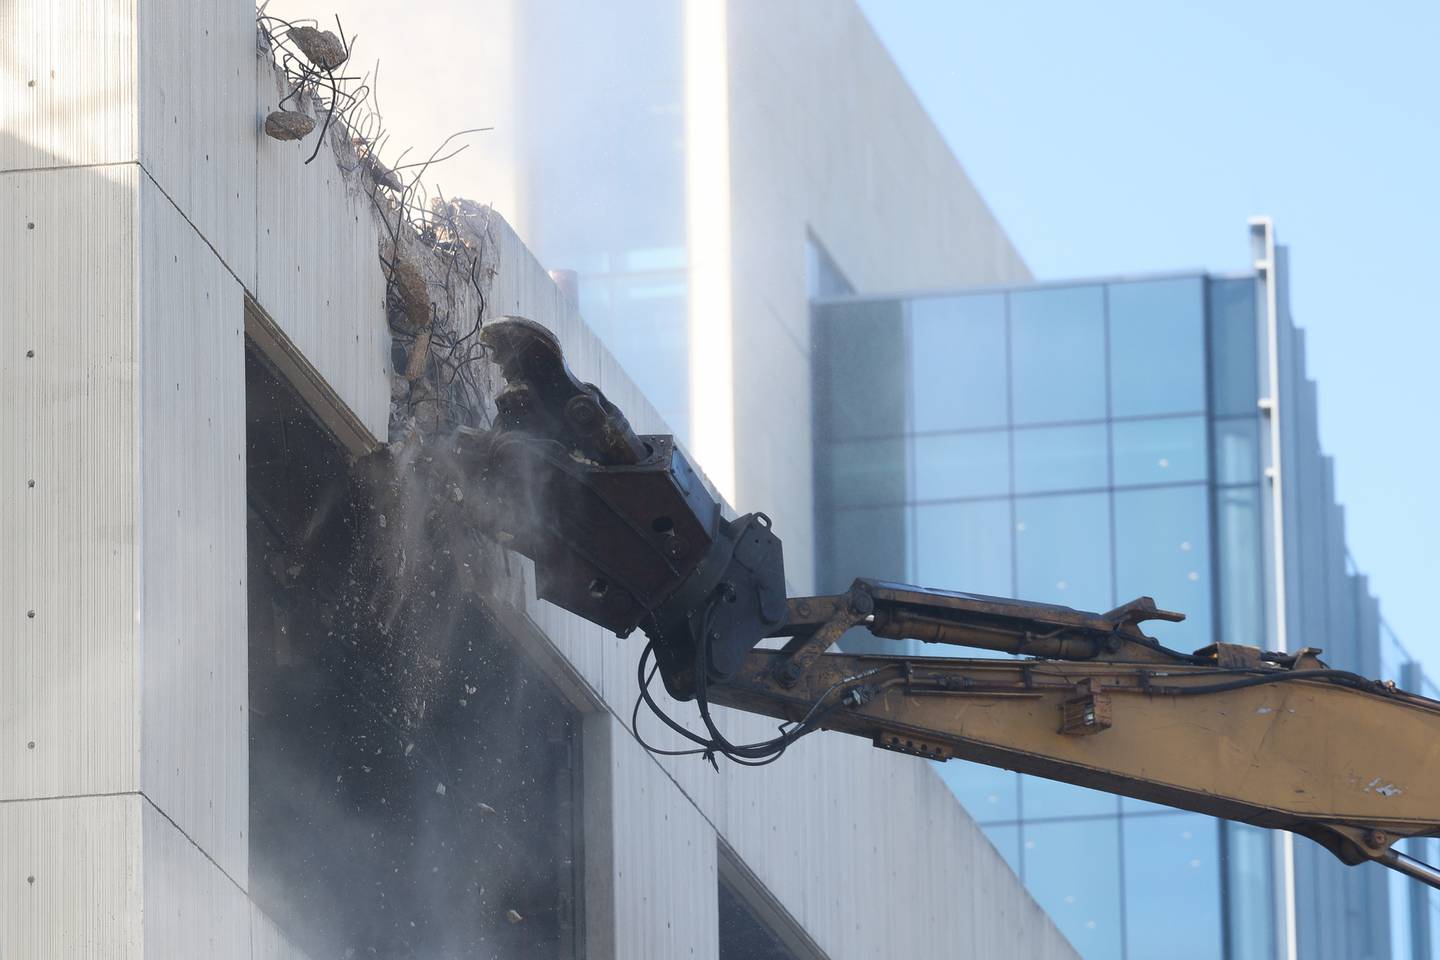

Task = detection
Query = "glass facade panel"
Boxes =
[913,500,1013,596]
[1013,424,1108,494]
[911,294,1009,432]
[826,437,907,508]
[814,255,1403,958]
[1215,485,1266,647]
[1122,814,1223,960]
[827,506,907,594]
[913,431,1009,501]
[1208,277,1261,417]
[1214,415,1262,485]
[1014,493,1112,609]
[936,760,1019,823]
[1023,778,1121,820]
[1108,277,1207,418]
[812,300,907,440]
[1113,485,1212,648]
[1112,416,1208,487]
[1010,285,1107,425]
[1223,821,1279,960]
[1025,818,1125,958]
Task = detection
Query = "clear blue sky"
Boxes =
[857,0,1440,671]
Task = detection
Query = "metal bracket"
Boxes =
[1060,678,1113,735]
[773,585,874,688]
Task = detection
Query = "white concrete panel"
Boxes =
[140,800,249,960]
[137,0,257,287]
[724,0,1033,595]
[588,713,720,960]
[0,164,141,801]
[0,794,143,959]
[0,0,138,171]
[253,58,390,442]
[137,174,249,885]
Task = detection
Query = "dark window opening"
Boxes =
[246,345,582,959]
[717,854,818,960]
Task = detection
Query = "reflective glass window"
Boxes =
[1208,277,1261,417]
[825,438,907,508]
[911,294,1008,432]
[1009,286,1106,425]
[812,300,907,440]
[1112,416,1208,487]
[1214,415,1262,485]
[1215,485,1266,647]
[1108,277,1207,418]
[1022,775,1122,819]
[1014,493,1112,609]
[936,760,1019,823]
[1123,814,1223,960]
[718,876,803,960]
[1114,485,1212,648]
[1223,821,1278,960]
[1025,817,1124,959]
[913,499,1013,597]
[1013,424,1108,494]
[825,506,907,595]
[913,431,1009,501]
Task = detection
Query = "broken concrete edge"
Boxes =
[255,14,504,449]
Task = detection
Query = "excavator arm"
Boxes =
[457,317,1440,889]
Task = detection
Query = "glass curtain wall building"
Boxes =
[811,221,1428,960]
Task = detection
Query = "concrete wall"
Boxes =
[2,2,1071,958]
[1,2,376,956]
[724,0,1030,592]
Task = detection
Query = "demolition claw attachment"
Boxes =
[457,317,787,702]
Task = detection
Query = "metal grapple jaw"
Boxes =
[460,317,787,700]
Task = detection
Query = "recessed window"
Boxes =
[246,346,583,959]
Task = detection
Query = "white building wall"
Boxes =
[1,2,376,955]
[724,0,1031,593]
[3,3,1073,959]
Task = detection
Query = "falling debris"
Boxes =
[435,782,447,796]
[404,742,415,757]
[264,110,316,141]
[287,26,348,70]
[477,802,497,817]
[505,909,524,925]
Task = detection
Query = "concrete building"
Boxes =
[1,2,1077,958]
[261,0,1031,596]
[811,221,1438,959]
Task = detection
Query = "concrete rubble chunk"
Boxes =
[385,238,432,329]
[287,26,349,71]
[362,154,403,191]
[264,109,316,141]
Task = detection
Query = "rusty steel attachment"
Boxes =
[463,315,1440,887]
